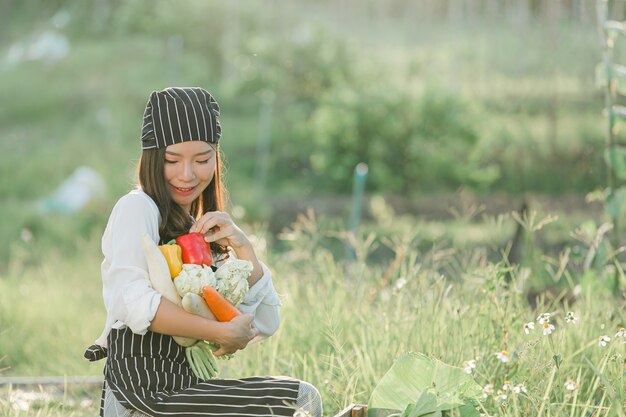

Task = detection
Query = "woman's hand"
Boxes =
[213,313,257,356]
[190,211,264,284]
[190,211,250,249]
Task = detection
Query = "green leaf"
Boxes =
[400,390,442,417]
[455,403,480,417]
[604,147,626,180]
[593,239,611,271]
[605,187,626,220]
[368,352,481,417]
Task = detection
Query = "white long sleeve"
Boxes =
[237,262,281,340]
[95,189,162,347]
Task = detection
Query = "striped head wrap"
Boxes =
[140,87,221,149]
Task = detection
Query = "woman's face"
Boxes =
[164,141,216,212]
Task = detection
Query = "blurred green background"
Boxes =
[1,0,620,271]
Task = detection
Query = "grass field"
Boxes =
[1,209,625,416]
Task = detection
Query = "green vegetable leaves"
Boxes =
[368,352,481,417]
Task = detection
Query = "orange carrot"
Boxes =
[201,286,240,322]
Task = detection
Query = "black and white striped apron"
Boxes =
[86,328,300,417]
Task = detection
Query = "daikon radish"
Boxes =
[142,234,197,347]
[182,293,217,321]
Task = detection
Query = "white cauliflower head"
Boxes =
[173,264,216,298]
[214,259,252,305]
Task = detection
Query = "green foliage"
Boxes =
[234,25,357,109]
[292,83,497,194]
[0,0,612,210]
[368,352,481,417]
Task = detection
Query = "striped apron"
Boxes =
[85,328,300,416]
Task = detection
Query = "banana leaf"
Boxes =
[368,352,482,417]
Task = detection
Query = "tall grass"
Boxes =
[1,210,624,416]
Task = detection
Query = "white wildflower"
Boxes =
[564,379,578,391]
[495,350,510,363]
[536,312,551,324]
[513,384,527,394]
[463,359,476,374]
[496,389,507,401]
[395,277,407,290]
[599,335,611,347]
[524,322,535,334]
[543,322,556,336]
[565,312,578,324]
[482,383,494,398]
[615,327,625,338]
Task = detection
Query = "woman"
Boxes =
[84,87,322,417]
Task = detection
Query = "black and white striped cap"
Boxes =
[141,87,221,149]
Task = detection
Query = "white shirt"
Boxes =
[94,189,281,348]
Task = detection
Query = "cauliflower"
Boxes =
[173,264,216,298]
[214,259,252,306]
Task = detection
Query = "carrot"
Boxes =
[201,286,240,322]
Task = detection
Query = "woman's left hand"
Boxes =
[189,211,250,249]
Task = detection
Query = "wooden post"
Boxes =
[333,403,368,417]
[345,163,369,263]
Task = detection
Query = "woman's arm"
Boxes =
[237,261,281,341]
[149,298,257,356]
[189,211,280,340]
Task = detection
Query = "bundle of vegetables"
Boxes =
[142,232,253,380]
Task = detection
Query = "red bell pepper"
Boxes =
[175,232,213,266]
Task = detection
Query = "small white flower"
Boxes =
[537,313,551,324]
[615,328,625,338]
[395,277,407,290]
[599,335,611,347]
[495,350,510,363]
[496,389,507,401]
[501,381,511,391]
[463,359,476,374]
[543,322,556,336]
[524,322,535,334]
[482,383,494,398]
[564,379,578,391]
[513,384,527,394]
[565,312,578,324]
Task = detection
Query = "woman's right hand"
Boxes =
[213,314,257,356]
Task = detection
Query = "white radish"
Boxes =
[182,293,217,321]
[182,293,220,379]
[142,234,197,347]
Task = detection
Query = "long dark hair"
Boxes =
[137,145,229,254]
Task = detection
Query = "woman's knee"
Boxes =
[295,380,323,417]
